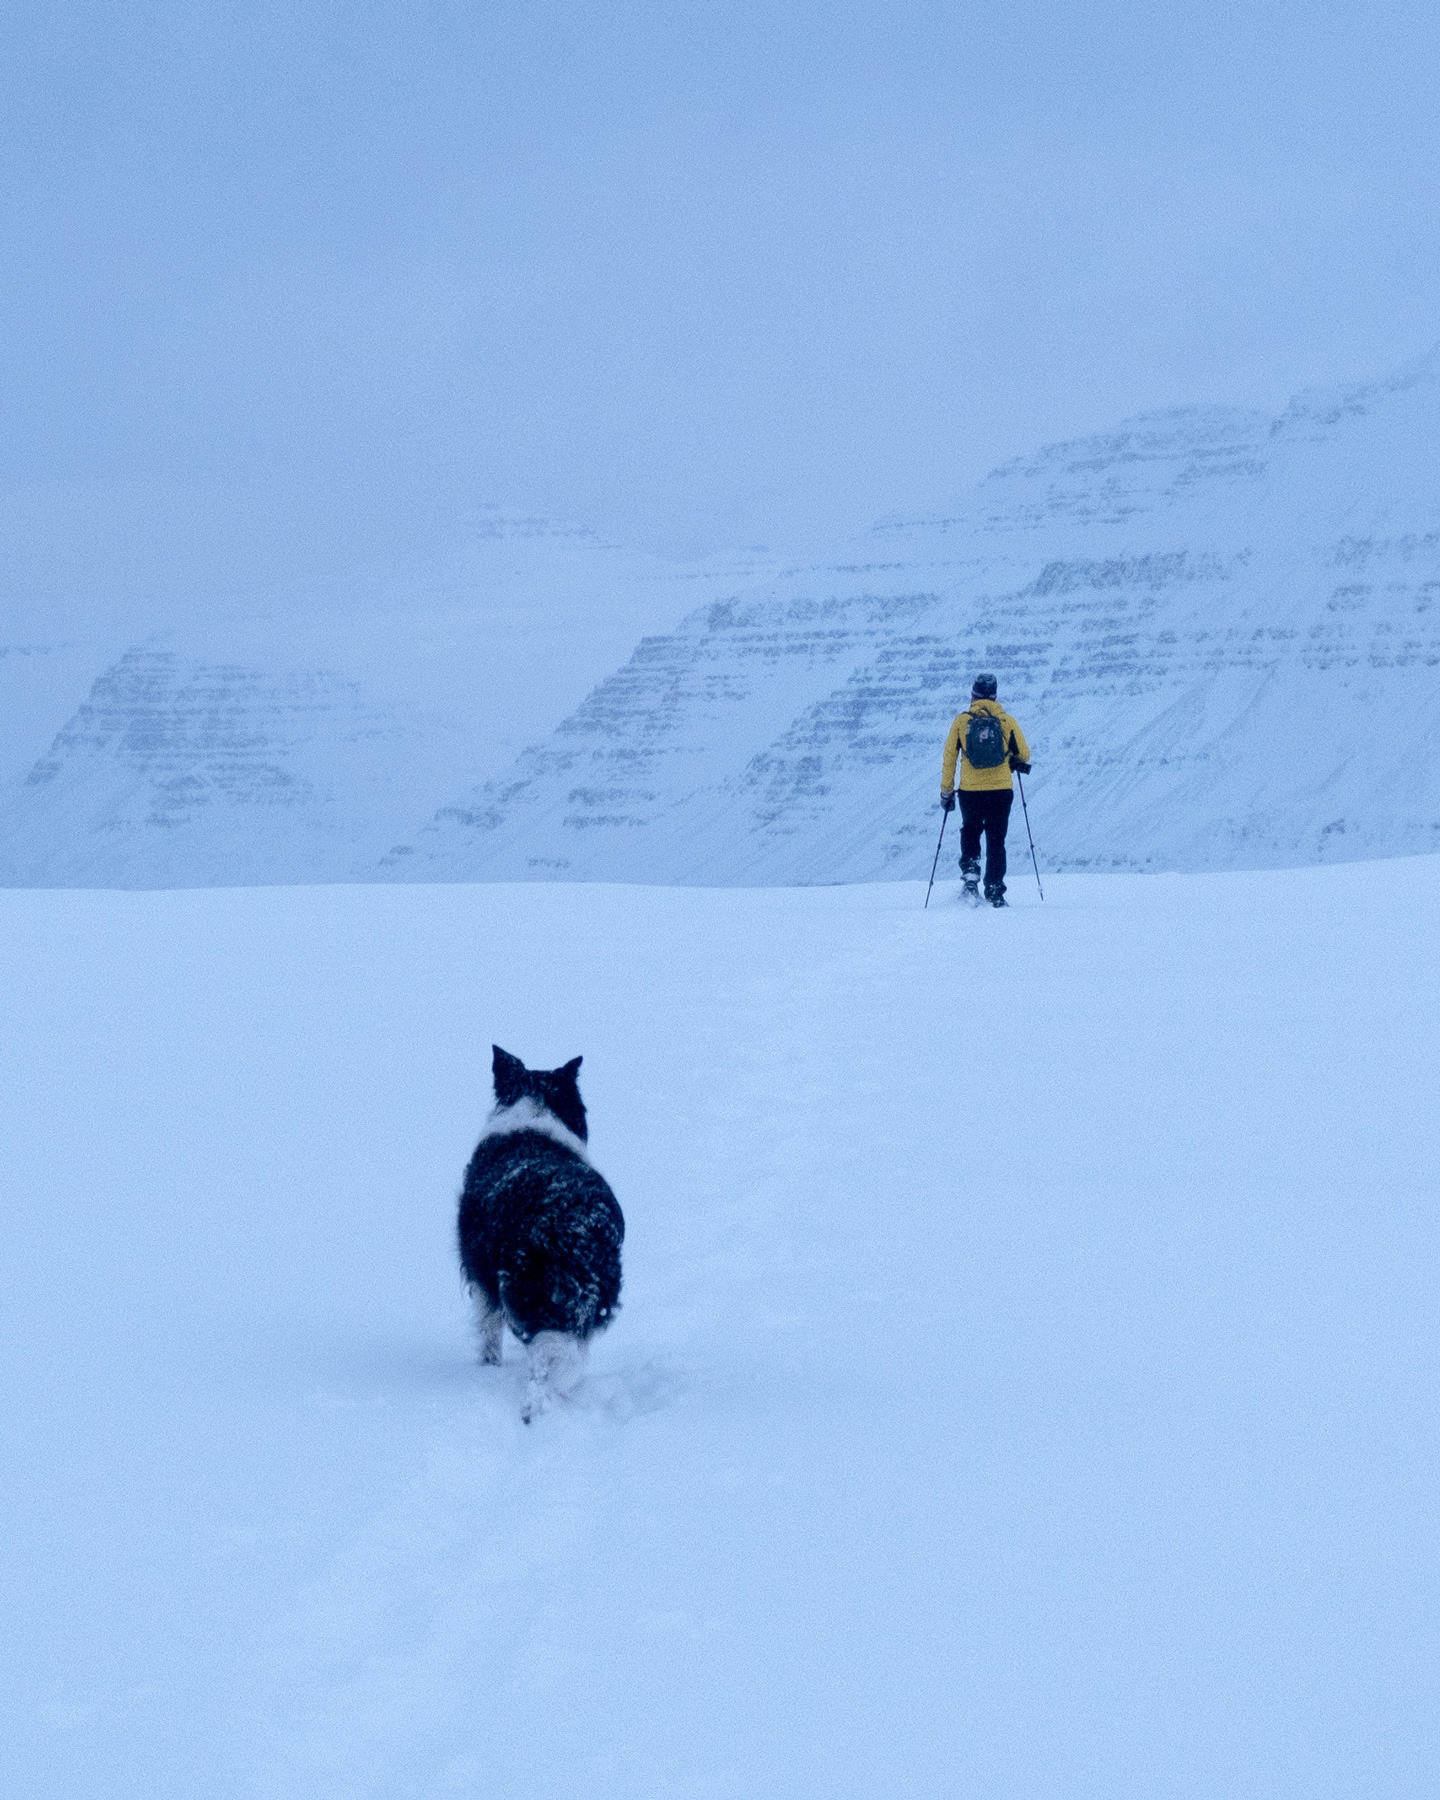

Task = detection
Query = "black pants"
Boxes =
[959,789,1013,892]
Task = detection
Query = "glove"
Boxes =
[1009,758,1031,775]
[940,790,956,812]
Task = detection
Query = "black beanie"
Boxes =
[971,672,998,699]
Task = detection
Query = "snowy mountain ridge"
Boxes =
[0,518,785,887]
[3,348,1438,887]
[394,348,1440,884]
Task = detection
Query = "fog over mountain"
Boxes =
[0,522,781,887]
[389,346,1440,882]
[3,347,1436,889]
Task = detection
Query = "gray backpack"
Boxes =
[964,709,1009,769]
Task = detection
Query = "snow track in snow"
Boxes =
[2,867,1438,1797]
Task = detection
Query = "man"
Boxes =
[940,674,1032,907]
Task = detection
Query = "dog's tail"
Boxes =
[498,1266,613,1343]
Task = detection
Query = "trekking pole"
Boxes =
[1015,772,1044,901]
[923,806,950,909]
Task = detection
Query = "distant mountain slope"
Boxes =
[4,352,1437,889]
[0,518,782,886]
[392,352,1440,884]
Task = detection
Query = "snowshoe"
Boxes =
[961,876,981,907]
[985,885,1007,908]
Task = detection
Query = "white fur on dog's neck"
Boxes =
[481,1097,591,1163]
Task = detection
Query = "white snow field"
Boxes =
[3,859,1437,1799]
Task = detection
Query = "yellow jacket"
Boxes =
[941,699,1031,794]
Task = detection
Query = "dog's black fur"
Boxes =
[458,1048,624,1414]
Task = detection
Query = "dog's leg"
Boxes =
[521,1331,584,1423]
[471,1290,504,1366]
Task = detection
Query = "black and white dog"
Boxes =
[458,1047,624,1421]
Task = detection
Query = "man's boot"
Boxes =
[984,883,1007,908]
[959,856,981,906]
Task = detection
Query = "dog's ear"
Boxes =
[545,1058,589,1142]
[492,1045,527,1105]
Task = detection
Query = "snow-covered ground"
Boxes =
[3,859,1437,1798]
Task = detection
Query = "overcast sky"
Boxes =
[4,0,1438,617]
